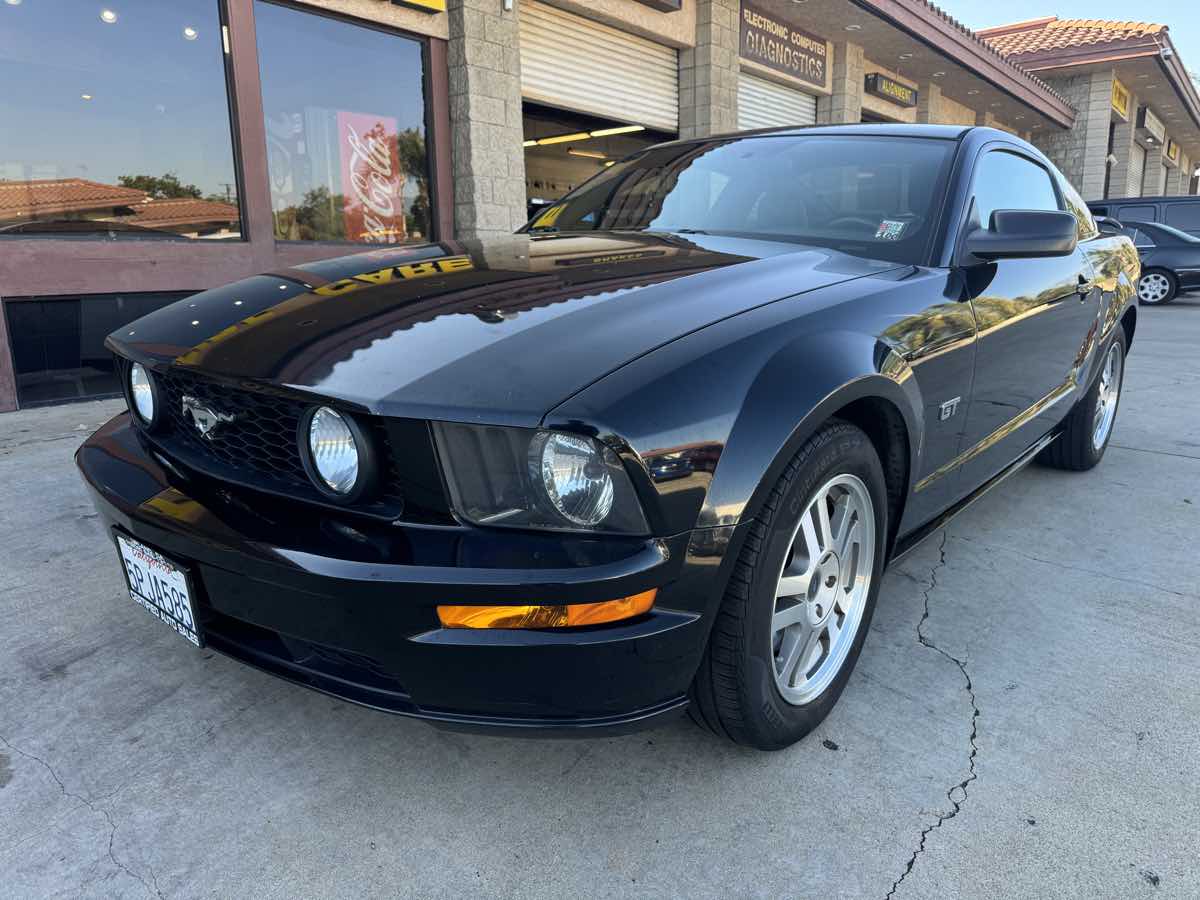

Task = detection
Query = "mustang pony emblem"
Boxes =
[181,395,235,440]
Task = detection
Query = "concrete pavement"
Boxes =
[1,298,1198,899]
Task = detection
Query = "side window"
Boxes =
[1164,203,1200,231]
[973,150,1060,230]
[1132,228,1156,249]
[1091,205,1109,216]
[1116,204,1156,224]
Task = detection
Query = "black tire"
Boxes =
[1038,330,1126,471]
[689,420,889,750]
[1137,268,1177,305]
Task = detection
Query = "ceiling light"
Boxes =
[967,89,980,95]
[990,102,1001,107]
[845,24,862,31]
[899,53,913,60]
[1015,115,1025,120]
[522,139,537,147]
[933,71,946,78]
[1146,83,1159,88]
[80,93,93,100]
[604,161,616,167]
[4,0,23,6]
[183,26,197,40]
[568,148,607,160]
[100,8,117,23]
[590,125,645,137]
[537,132,591,145]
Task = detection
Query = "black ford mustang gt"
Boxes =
[78,125,1139,750]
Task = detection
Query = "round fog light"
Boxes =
[306,407,361,495]
[129,363,156,424]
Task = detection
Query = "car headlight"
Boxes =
[128,362,157,425]
[301,406,373,499]
[433,423,649,534]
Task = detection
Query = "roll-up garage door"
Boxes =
[1130,144,1146,196]
[520,2,678,133]
[737,72,817,131]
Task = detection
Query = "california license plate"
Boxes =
[116,533,203,647]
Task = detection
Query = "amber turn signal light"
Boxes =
[438,589,656,629]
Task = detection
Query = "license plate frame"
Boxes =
[115,531,204,648]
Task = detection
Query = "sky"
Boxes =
[937,0,1200,78]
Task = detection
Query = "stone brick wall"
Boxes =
[816,42,863,124]
[446,0,527,239]
[1031,70,1112,200]
[678,0,739,138]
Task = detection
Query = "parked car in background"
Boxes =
[1089,195,1200,239]
[1097,216,1200,304]
[78,125,1139,750]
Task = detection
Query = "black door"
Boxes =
[958,149,1098,488]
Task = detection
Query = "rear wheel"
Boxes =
[1039,331,1126,471]
[1137,269,1177,305]
[689,420,888,750]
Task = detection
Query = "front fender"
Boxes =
[699,332,922,529]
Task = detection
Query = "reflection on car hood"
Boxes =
[109,232,901,424]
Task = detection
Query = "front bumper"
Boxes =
[78,414,738,734]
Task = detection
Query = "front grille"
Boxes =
[136,363,453,524]
[159,369,310,488]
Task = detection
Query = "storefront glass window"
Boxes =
[0,0,241,240]
[255,2,432,244]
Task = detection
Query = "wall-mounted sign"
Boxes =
[389,0,446,12]
[865,73,917,108]
[1165,138,1180,167]
[1111,78,1130,120]
[1135,105,1166,149]
[740,1,827,90]
[632,0,683,10]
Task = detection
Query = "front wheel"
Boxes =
[689,420,888,750]
[1039,330,1126,471]
[1137,269,1177,305]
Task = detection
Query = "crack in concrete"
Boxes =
[1109,443,1200,462]
[885,532,980,900]
[0,733,164,899]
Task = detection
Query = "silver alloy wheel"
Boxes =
[770,473,876,706]
[1092,341,1124,451]
[1137,272,1172,304]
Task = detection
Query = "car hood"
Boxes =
[110,232,899,425]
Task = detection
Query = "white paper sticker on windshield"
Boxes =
[876,220,907,241]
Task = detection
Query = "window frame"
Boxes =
[253,0,441,248]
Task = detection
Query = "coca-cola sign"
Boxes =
[337,111,407,244]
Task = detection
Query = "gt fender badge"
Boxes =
[939,397,962,422]
[181,395,235,440]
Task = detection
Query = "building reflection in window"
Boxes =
[255,1,432,245]
[0,0,241,239]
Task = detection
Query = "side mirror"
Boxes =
[964,209,1078,260]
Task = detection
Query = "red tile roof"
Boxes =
[125,198,239,228]
[0,178,147,216]
[979,17,1166,58]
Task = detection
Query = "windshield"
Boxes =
[522,134,957,265]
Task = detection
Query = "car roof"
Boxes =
[1088,196,1200,205]
[651,122,979,151]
